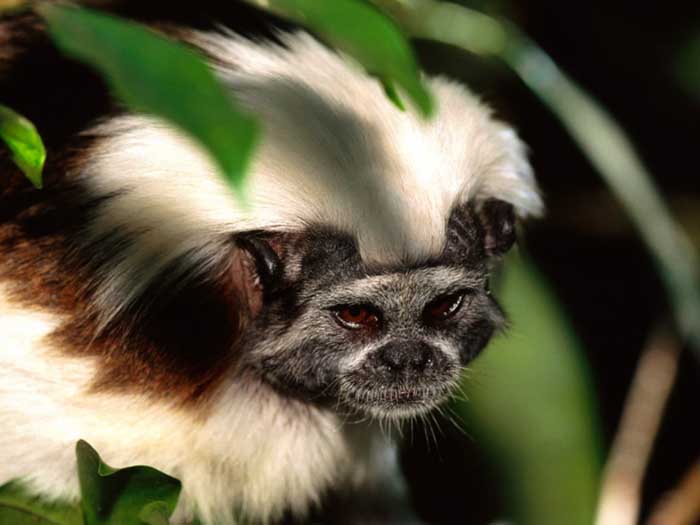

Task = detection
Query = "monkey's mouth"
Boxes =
[338,380,456,419]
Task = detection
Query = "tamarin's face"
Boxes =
[241,200,514,419]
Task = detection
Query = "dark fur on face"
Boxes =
[237,200,514,419]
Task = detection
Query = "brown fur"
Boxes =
[0,12,253,405]
[0,136,254,405]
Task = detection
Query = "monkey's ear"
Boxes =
[478,199,516,257]
[236,234,283,289]
[229,233,285,319]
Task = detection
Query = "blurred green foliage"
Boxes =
[38,3,259,197]
[457,253,602,525]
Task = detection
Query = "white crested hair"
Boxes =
[79,31,542,320]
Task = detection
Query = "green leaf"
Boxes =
[38,4,258,196]
[0,480,83,525]
[382,80,406,111]
[76,440,181,525]
[138,502,172,525]
[455,254,602,525]
[243,0,433,117]
[0,104,46,188]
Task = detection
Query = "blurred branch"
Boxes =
[647,458,700,525]
[594,327,681,525]
[371,0,700,360]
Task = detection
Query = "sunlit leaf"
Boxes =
[243,0,433,117]
[38,4,258,195]
[76,440,181,525]
[455,253,602,525]
[0,104,46,188]
[0,480,83,525]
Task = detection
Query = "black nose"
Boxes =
[377,342,436,374]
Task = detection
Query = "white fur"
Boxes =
[1,30,541,523]
[0,287,394,523]
[79,31,541,321]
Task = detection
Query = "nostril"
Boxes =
[377,343,436,374]
[410,346,434,372]
[380,344,405,371]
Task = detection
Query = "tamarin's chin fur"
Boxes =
[0,8,542,524]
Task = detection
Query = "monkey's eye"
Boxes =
[332,304,381,330]
[423,291,467,325]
